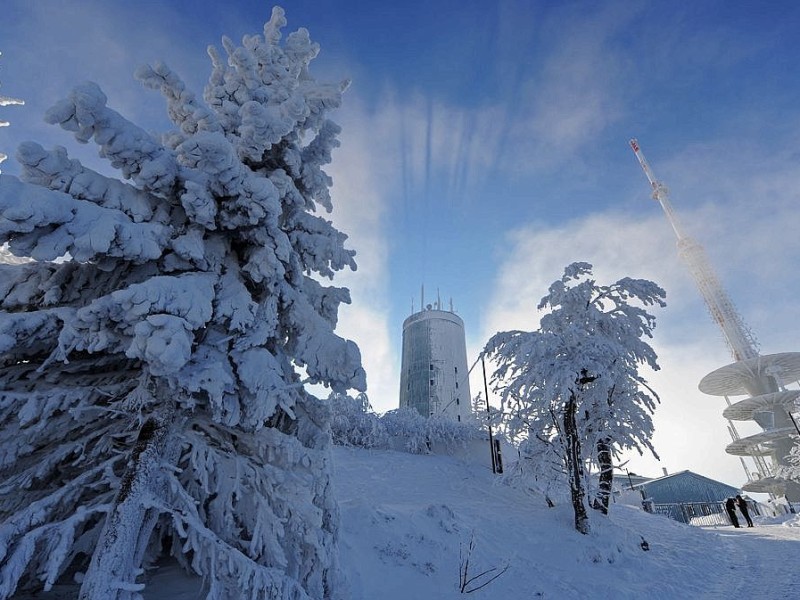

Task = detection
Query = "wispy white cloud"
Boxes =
[326,98,397,413]
[325,86,529,410]
[489,3,637,173]
[387,91,510,209]
[0,0,216,178]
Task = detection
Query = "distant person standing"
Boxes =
[736,494,754,527]
[725,497,740,528]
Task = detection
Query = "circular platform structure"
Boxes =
[725,427,796,457]
[698,352,800,396]
[742,476,791,494]
[722,390,800,421]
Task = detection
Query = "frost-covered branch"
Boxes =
[0,51,25,173]
[483,262,665,533]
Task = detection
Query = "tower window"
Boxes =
[457,415,461,422]
[430,379,434,386]
[455,382,459,389]
[456,398,460,405]
[430,364,434,370]
[454,366,458,374]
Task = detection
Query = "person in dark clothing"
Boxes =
[725,497,740,527]
[736,494,754,527]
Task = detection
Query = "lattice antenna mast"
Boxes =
[629,139,759,362]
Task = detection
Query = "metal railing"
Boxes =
[648,502,730,526]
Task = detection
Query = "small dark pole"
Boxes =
[494,438,504,474]
[482,357,497,474]
[626,468,634,491]
[788,411,800,436]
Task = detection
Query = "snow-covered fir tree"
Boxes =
[483,262,665,534]
[0,7,365,599]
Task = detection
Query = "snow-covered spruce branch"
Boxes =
[0,457,121,558]
[0,503,111,597]
[0,176,171,264]
[135,61,221,138]
[153,477,313,600]
[17,142,158,224]
[44,83,180,195]
[0,419,121,494]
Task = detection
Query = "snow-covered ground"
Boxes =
[333,447,800,600]
[16,446,800,599]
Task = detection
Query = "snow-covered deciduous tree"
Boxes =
[483,262,665,534]
[0,7,365,599]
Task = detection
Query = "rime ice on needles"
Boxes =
[0,7,364,600]
[0,51,26,171]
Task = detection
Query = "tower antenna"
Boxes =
[630,139,800,501]
[629,138,758,362]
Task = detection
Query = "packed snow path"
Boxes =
[697,523,800,599]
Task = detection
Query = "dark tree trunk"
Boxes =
[564,392,589,534]
[593,438,613,515]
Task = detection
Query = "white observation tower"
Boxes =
[399,291,472,423]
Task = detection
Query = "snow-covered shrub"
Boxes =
[502,431,569,508]
[328,399,483,455]
[329,392,387,449]
[381,408,483,454]
[426,414,484,449]
[381,408,434,453]
[0,8,364,600]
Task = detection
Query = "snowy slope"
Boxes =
[14,446,800,599]
[333,447,800,600]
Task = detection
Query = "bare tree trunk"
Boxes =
[79,409,175,600]
[564,392,589,534]
[593,438,613,515]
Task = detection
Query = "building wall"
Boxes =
[639,472,740,504]
[399,309,471,422]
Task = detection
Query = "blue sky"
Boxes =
[2,1,800,491]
